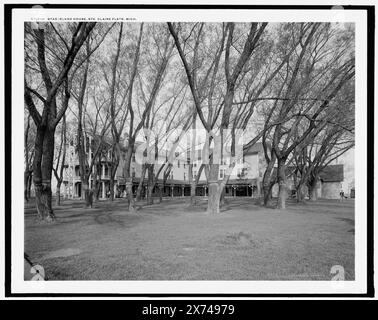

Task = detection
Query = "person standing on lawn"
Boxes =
[339,189,345,202]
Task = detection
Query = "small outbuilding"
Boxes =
[319,164,344,199]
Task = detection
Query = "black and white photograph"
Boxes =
[2,2,374,299]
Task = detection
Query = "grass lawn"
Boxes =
[24,197,355,280]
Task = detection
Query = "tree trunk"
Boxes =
[262,153,276,207]
[55,181,62,206]
[296,186,303,202]
[33,127,55,222]
[24,170,29,202]
[126,179,136,212]
[207,182,221,214]
[206,164,221,214]
[82,181,91,208]
[136,164,147,201]
[296,184,306,202]
[157,185,163,203]
[93,166,100,202]
[124,148,136,212]
[276,158,287,210]
[309,182,318,201]
[27,172,32,199]
[263,184,273,206]
[147,186,154,205]
[190,179,196,206]
[219,187,228,207]
[146,165,154,205]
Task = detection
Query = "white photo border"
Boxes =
[8,5,371,296]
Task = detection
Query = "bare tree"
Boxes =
[52,115,67,206]
[260,23,355,209]
[293,102,354,202]
[24,22,96,221]
[169,22,286,214]
[24,113,35,202]
[73,26,114,207]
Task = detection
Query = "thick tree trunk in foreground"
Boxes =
[263,184,273,206]
[207,182,221,214]
[207,164,221,214]
[25,23,96,222]
[33,126,55,222]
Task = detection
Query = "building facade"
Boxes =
[54,135,344,201]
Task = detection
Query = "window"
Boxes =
[220,169,224,179]
[197,149,202,161]
[170,172,174,180]
[132,167,136,178]
[184,172,186,180]
[193,170,197,179]
[178,160,180,168]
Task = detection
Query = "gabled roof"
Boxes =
[244,142,265,155]
[270,165,344,183]
[319,164,344,182]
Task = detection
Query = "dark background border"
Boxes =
[4,3,375,298]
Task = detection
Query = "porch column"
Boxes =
[171,185,174,198]
[102,181,105,199]
[102,163,105,178]
[250,185,253,198]
[233,185,236,197]
[181,185,185,197]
